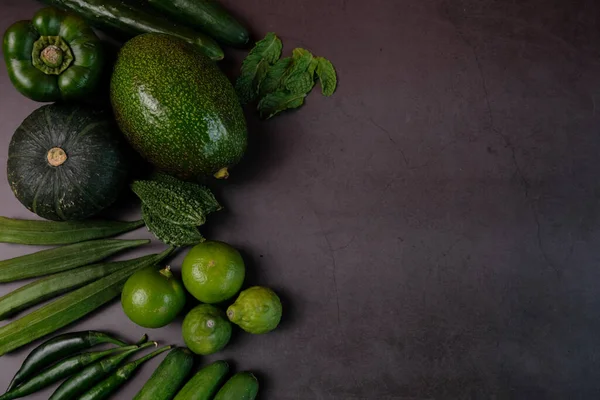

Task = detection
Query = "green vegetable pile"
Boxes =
[0,0,336,397]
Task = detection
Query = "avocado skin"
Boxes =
[110,33,247,179]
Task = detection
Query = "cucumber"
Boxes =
[147,0,249,47]
[173,360,229,400]
[213,372,259,400]
[43,0,224,60]
[133,348,194,400]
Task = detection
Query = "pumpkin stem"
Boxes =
[47,147,67,167]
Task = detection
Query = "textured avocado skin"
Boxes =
[110,33,247,179]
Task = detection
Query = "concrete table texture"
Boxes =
[1,0,600,398]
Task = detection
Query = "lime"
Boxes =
[121,266,186,328]
[182,241,245,304]
[227,286,282,334]
[182,304,232,355]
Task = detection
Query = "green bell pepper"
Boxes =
[2,7,104,102]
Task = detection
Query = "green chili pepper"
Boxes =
[79,346,173,400]
[6,331,128,392]
[0,345,138,400]
[49,341,157,400]
[2,7,104,102]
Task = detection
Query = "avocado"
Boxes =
[110,33,247,180]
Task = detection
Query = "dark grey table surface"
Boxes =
[1,0,600,399]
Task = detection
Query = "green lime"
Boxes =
[227,286,282,334]
[121,266,186,328]
[182,241,245,304]
[182,304,232,355]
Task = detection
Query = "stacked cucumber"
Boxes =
[135,349,259,400]
[0,217,173,356]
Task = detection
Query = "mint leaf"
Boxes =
[315,57,337,96]
[261,49,316,97]
[292,48,314,68]
[285,72,315,95]
[279,49,314,94]
[255,60,272,97]
[142,205,205,247]
[260,57,292,96]
[258,91,307,119]
[236,33,283,104]
[308,58,319,76]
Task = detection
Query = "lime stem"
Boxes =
[159,265,173,279]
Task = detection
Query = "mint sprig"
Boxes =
[238,33,338,119]
[258,92,307,119]
[315,57,337,97]
[259,57,292,97]
[235,32,282,104]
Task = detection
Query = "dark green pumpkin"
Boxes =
[7,103,130,221]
